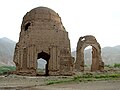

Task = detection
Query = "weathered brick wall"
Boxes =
[13,7,74,76]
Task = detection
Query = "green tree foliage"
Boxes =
[114,63,120,68]
[0,66,16,75]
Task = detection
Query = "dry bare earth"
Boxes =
[29,80,120,90]
[0,74,120,90]
[0,67,120,90]
[0,75,47,89]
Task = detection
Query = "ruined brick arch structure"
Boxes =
[75,35,104,72]
[13,7,74,76]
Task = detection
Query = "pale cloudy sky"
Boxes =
[0,0,120,50]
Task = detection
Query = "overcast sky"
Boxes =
[0,0,120,50]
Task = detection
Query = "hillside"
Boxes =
[0,37,16,66]
[71,45,120,65]
[102,46,120,65]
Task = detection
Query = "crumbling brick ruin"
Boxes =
[13,7,74,76]
[75,35,104,72]
[13,7,104,76]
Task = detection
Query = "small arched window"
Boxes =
[24,22,31,31]
[81,38,85,41]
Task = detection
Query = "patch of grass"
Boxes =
[0,66,16,75]
[105,65,113,68]
[46,73,120,85]
[74,73,120,81]
[47,79,73,85]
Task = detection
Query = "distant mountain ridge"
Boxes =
[102,45,120,65]
[71,45,120,65]
[0,37,16,66]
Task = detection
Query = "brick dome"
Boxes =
[23,7,61,23]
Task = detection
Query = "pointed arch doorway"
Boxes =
[37,51,50,76]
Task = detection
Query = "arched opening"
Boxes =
[37,58,47,75]
[84,46,92,72]
[37,51,50,76]
[75,35,104,72]
[24,22,31,31]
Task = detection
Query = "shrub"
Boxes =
[113,63,120,68]
[105,65,113,68]
[0,66,16,75]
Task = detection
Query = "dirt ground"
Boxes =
[0,67,120,90]
[25,80,120,90]
[0,74,120,90]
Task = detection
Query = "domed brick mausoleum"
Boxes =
[13,7,74,76]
